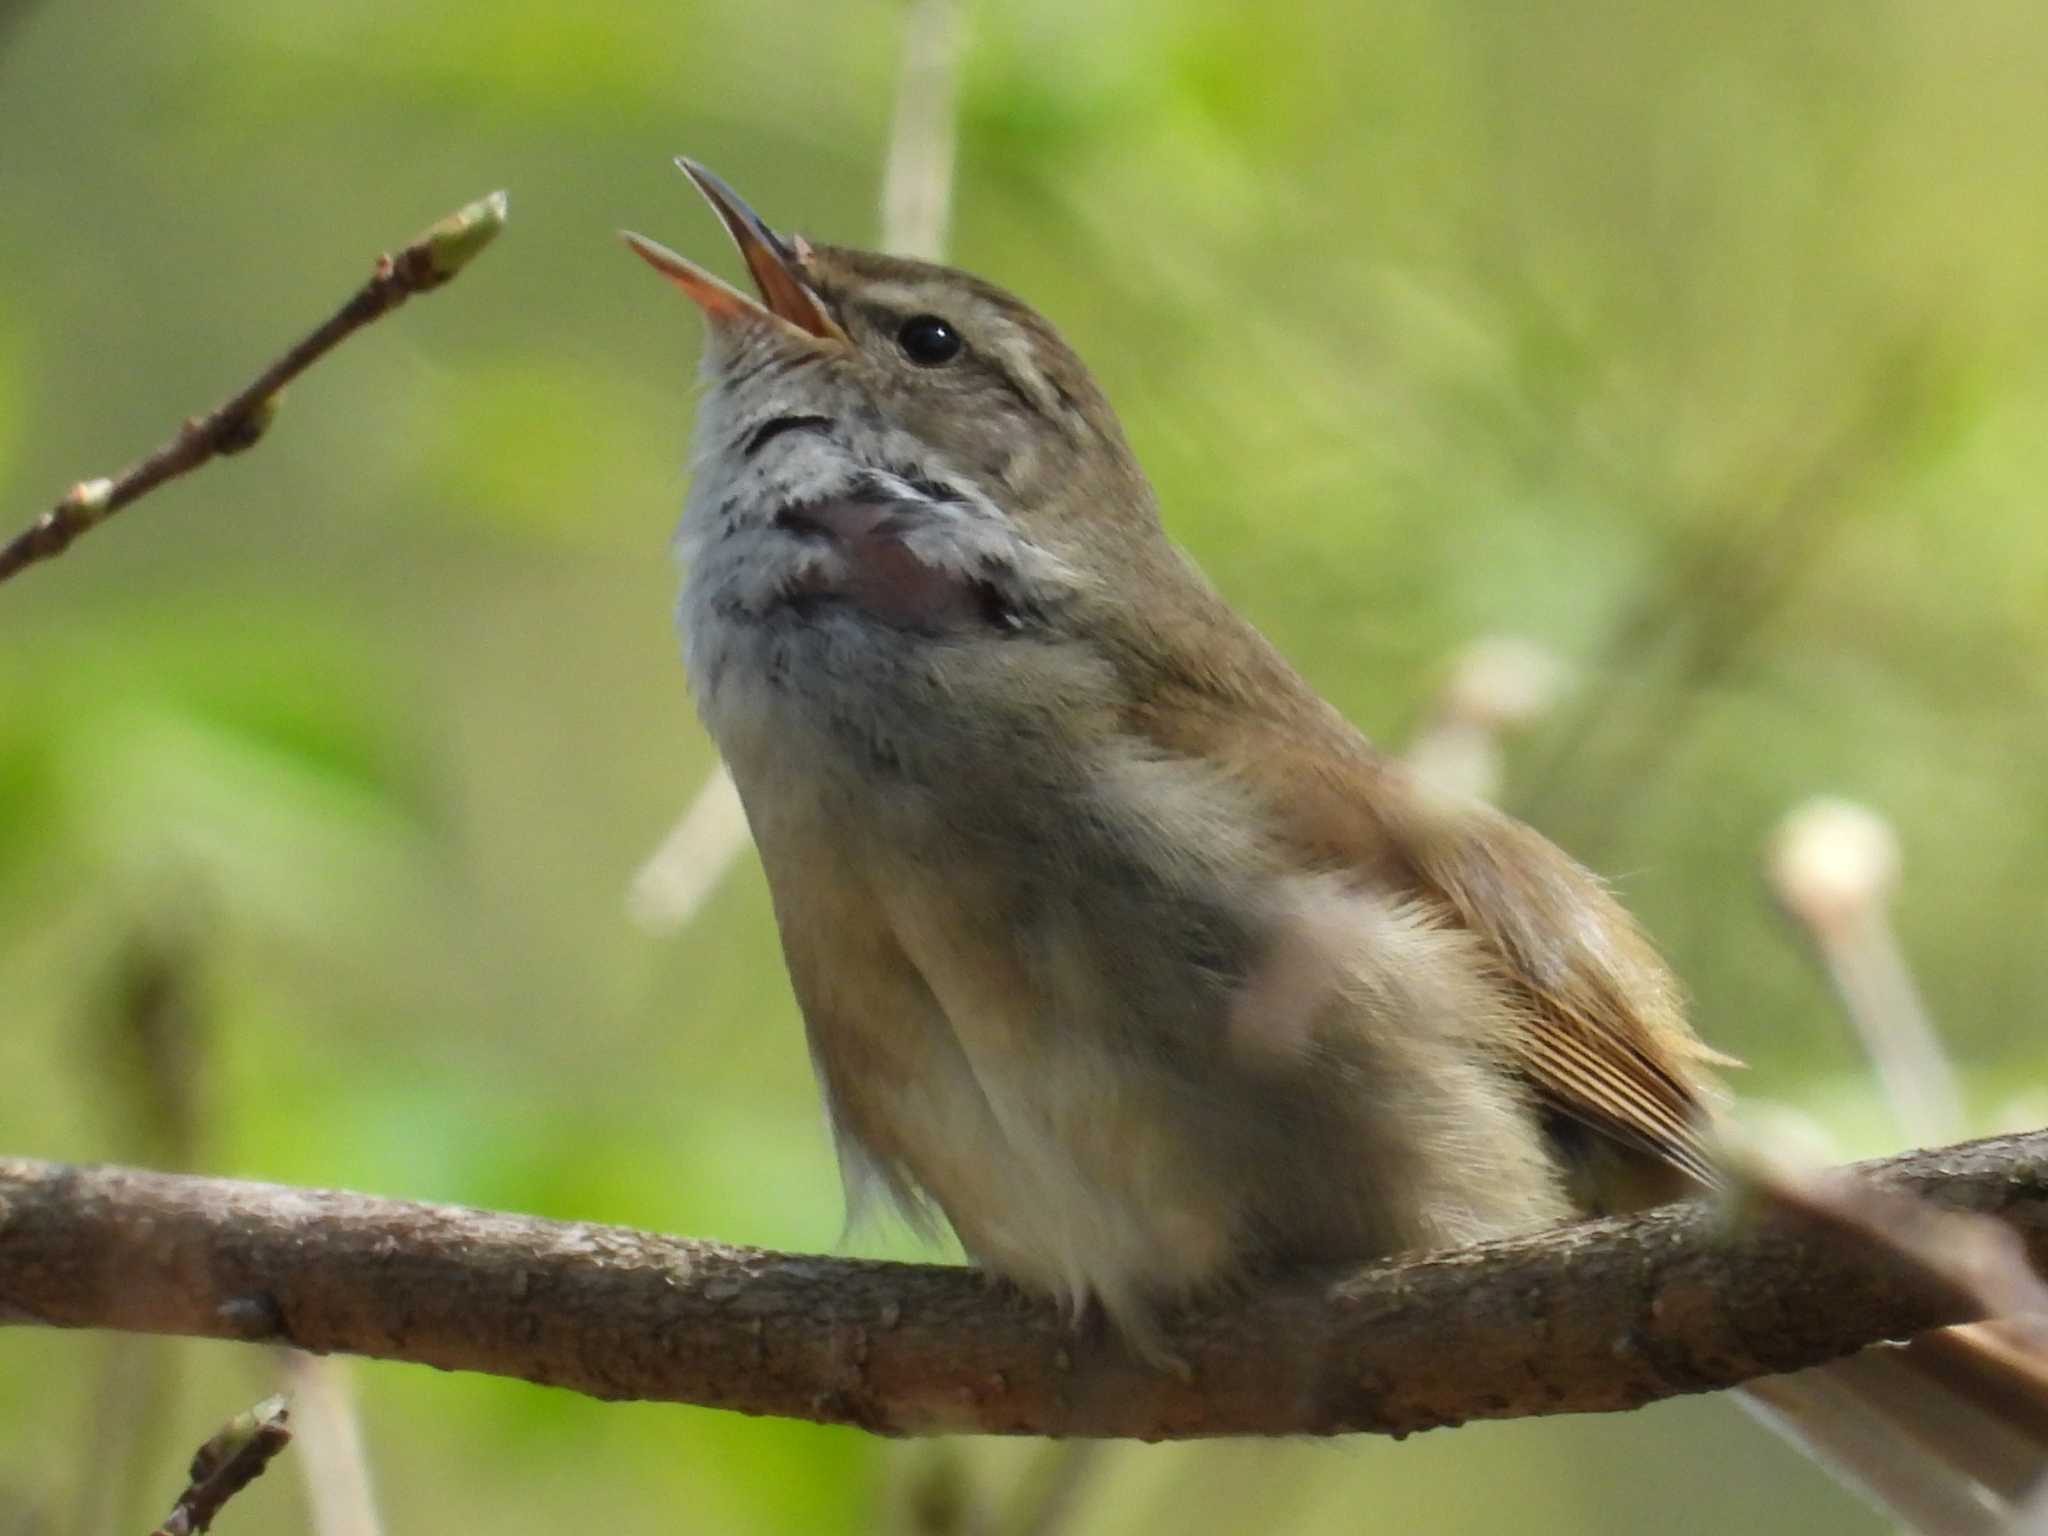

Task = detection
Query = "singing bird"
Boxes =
[625,160,2042,1526]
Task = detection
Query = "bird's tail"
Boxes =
[1739,1322,2048,1534]
[1717,1150,2048,1535]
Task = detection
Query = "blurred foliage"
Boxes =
[3,1,2045,1533]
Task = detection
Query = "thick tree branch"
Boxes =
[0,190,507,586]
[2,1134,2044,1440]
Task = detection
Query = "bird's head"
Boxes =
[624,160,1155,563]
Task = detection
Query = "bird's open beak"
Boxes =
[622,159,845,343]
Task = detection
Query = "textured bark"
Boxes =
[2,1133,2044,1440]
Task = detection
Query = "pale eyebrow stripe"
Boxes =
[979,325,1062,416]
[857,280,930,310]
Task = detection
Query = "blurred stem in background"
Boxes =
[1516,329,1947,865]
[1771,798,1965,1148]
[59,891,382,1536]
[68,904,208,1536]
[278,1350,383,1536]
[880,0,964,264]
[1403,636,1570,803]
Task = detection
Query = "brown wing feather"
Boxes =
[1120,581,1728,1197]
[1389,793,1727,1188]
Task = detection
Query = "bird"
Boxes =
[624,158,2044,1529]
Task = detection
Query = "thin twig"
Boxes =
[0,190,507,586]
[150,1396,291,1536]
[2,1134,2045,1441]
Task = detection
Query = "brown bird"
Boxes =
[626,160,2043,1530]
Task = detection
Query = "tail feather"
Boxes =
[1711,1153,2048,1531]
[1740,1324,2048,1535]
[1740,1370,2003,1536]
[1906,1323,2048,1455]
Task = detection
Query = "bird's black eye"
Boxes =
[896,314,963,366]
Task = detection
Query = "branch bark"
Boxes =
[2,1134,2044,1440]
[0,190,507,586]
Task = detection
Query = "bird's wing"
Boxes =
[1383,789,1729,1188]
[1125,612,1728,1194]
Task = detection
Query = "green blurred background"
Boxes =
[3,0,2045,1531]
